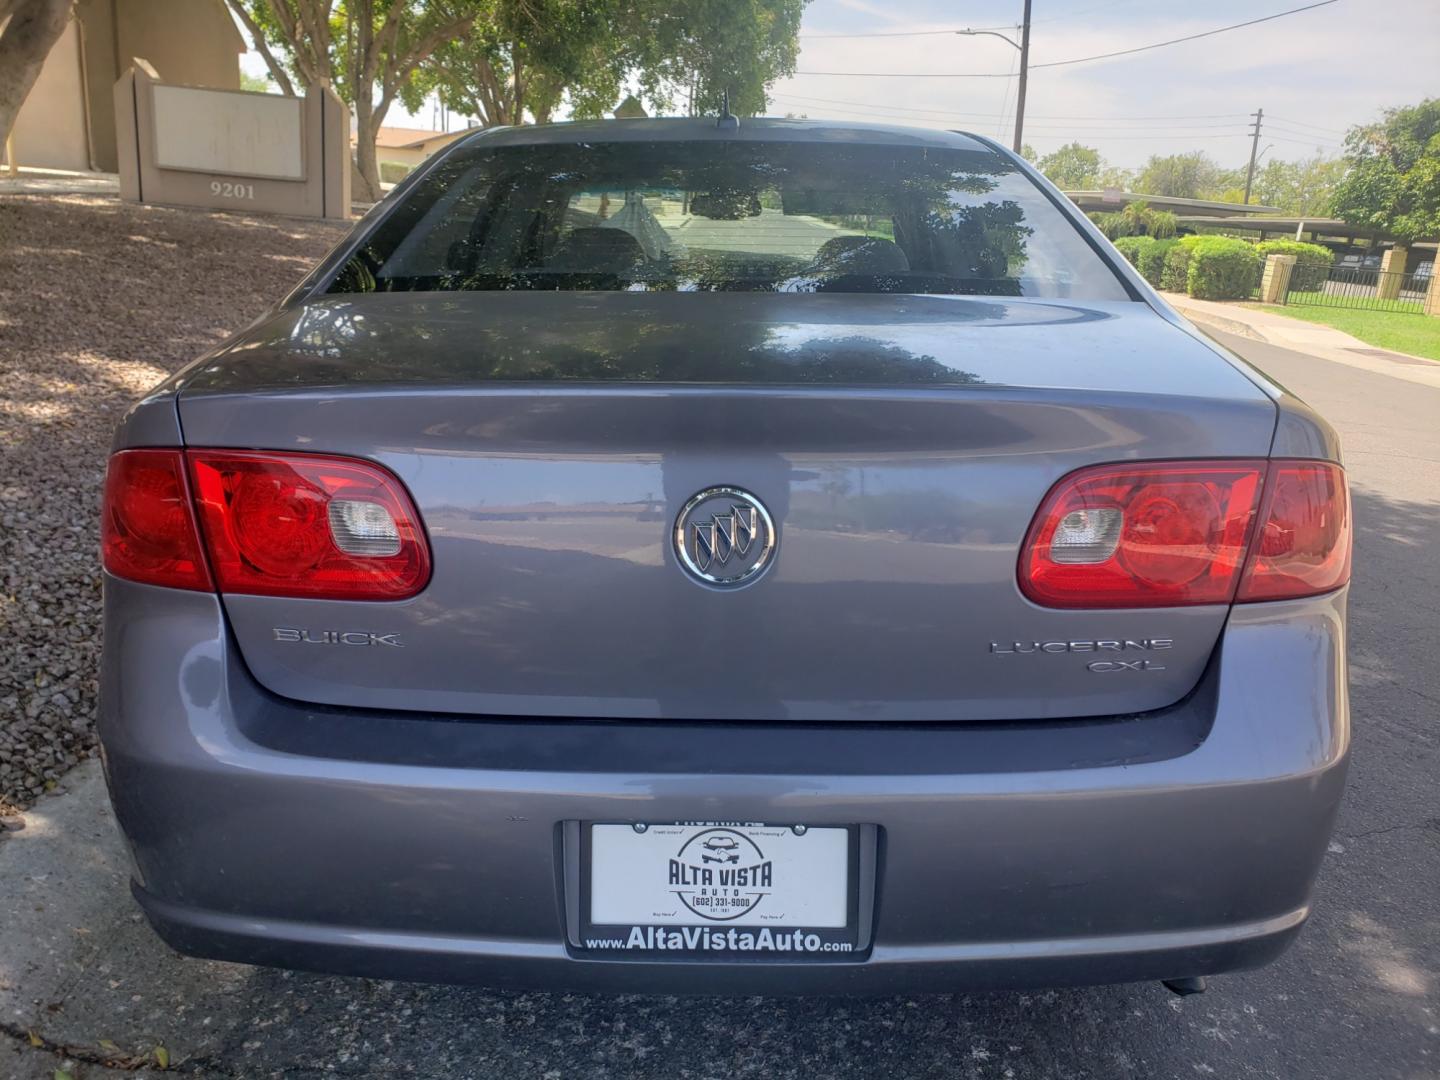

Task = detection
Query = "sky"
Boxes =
[238,0,1440,171]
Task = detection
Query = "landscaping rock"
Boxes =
[0,194,345,811]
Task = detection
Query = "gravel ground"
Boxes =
[0,194,346,816]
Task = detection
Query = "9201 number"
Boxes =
[210,180,255,200]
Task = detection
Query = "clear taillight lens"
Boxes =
[187,450,430,600]
[1020,459,1353,609]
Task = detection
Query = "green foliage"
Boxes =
[1147,209,1178,239]
[1138,238,1177,288]
[239,71,274,94]
[1038,142,1101,189]
[1089,211,1126,240]
[1332,98,1440,244]
[416,0,805,126]
[1020,143,1037,163]
[1160,244,1192,292]
[227,0,486,198]
[379,160,414,184]
[1185,236,1261,300]
[1090,200,1176,240]
[1135,151,1230,200]
[1097,164,1135,191]
[1112,235,1151,266]
[1111,234,1178,288]
[1255,239,1334,290]
[1252,155,1347,215]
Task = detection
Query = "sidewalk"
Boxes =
[1161,292,1440,390]
[0,166,120,197]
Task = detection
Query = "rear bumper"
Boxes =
[99,576,1349,993]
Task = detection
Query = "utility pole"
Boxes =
[1243,108,1264,205]
[1013,0,1032,155]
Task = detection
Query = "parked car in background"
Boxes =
[99,118,1351,995]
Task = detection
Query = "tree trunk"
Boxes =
[353,95,382,203]
[0,0,72,150]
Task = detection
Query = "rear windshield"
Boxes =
[329,139,1129,300]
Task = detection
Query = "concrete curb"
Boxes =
[1169,304,1269,344]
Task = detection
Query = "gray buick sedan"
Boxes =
[99,118,1350,994]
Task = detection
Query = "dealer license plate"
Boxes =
[582,822,858,956]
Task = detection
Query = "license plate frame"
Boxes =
[568,821,876,958]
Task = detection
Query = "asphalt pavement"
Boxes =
[1,329,1436,1080]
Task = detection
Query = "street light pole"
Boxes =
[1014,0,1032,155]
[956,4,1032,156]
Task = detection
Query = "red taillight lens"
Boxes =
[1020,459,1350,609]
[102,450,212,591]
[187,451,430,600]
[1020,461,1265,608]
[1236,462,1350,602]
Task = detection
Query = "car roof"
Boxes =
[454,117,1000,155]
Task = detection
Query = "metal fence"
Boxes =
[1286,265,1430,314]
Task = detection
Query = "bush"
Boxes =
[1186,236,1262,300]
[379,160,414,185]
[1160,244,1192,291]
[1112,235,1152,267]
[1137,238,1177,288]
[1255,239,1334,291]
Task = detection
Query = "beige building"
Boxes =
[369,126,472,171]
[4,0,244,174]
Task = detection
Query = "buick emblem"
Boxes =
[673,487,777,588]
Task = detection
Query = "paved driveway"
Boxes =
[1,331,1436,1080]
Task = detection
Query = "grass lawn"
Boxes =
[1258,304,1440,362]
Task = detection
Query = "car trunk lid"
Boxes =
[177,291,1275,721]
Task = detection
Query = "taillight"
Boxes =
[187,451,430,600]
[102,450,212,591]
[1020,461,1265,608]
[1020,459,1353,609]
[1235,462,1350,603]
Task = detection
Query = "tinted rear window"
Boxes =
[329,139,1129,300]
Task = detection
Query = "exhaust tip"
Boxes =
[1162,976,1208,997]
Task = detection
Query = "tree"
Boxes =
[240,70,276,93]
[416,0,629,127]
[1251,155,1347,216]
[1037,142,1101,189]
[1019,143,1037,163]
[628,0,806,118]
[1135,151,1227,200]
[418,0,805,127]
[1332,98,1440,244]
[226,1,483,200]
[1097,164,1135,191]
[0,0,72,148]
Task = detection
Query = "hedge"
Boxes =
[1186,236,1262,300]
[1112,235,1152,267]
[1137,238,1177,289]
[1160,245,1192,292]
[1255,239,1334,291]
[379,160,415,185]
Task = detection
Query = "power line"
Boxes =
[800,25,1017,39]
[793,0,1341,77]
[1031,0,1340,70]
[1266,114,1348,136]
[768,92,1249,123]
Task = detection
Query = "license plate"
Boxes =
[581,822,859,956]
